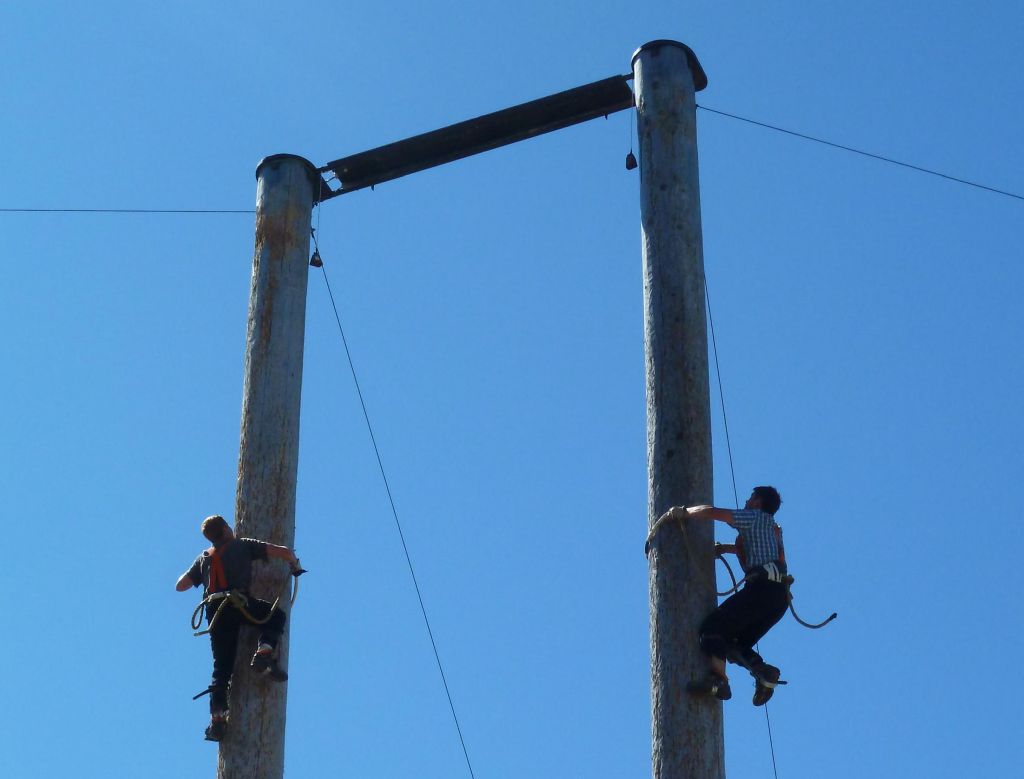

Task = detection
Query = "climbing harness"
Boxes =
[190,563,307,637]
[189,566,303,703]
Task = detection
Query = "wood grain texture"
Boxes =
[635,42,724,779]
[219,155,317,779]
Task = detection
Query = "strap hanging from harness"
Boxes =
[715,552,838,629]
[188,541,237,636]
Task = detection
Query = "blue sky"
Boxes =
[3,2,1022,777]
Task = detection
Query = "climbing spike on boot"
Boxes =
[251,647,289,682]
[687,673,732,701]
[751,664,783,706]
[204,715,228,742]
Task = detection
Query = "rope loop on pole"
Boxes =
[714,549,746,597]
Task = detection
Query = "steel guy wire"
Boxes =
[309,221,477,779]
[698,104,1024,203]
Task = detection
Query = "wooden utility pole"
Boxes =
[220,154,318,779]
[633,41,722,778]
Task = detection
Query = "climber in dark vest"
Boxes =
[175,514,299,741]
[659,486,788,706]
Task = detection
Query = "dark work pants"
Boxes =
[206,596,286,713]
[699,578,788,670]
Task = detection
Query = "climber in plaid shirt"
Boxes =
[660,485,788,706]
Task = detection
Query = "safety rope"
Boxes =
[786,595,838,630]
[713,550,745,597]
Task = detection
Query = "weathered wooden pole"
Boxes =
[220,154,319,779]
[633,41,722,778]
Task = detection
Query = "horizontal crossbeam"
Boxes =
[317,74,635,201]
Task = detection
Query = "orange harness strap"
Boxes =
[207,542,231,593]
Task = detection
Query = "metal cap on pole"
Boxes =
[631,40,708,91]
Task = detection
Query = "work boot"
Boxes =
[751,663,781,706]
[687,673,732,701]
[251,644,288,682]
[204,712,228,742]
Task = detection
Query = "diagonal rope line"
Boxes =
[697,104,1024,203]
[704,276,739,510]
[705,274,780,779]
[762,700,780,779]
[311,225,477,779]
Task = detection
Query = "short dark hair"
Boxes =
[752,486,782,515]
[201,515,231,544]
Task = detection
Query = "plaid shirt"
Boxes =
[731,509,784,572]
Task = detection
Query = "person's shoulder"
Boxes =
[735,509,773,525]
[237,537,270,555]
[187,549,210,578]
